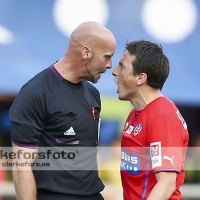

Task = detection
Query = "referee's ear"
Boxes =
[82,46,92,60]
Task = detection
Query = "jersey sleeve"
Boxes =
[147,111,184,173]
[9,87,47,148]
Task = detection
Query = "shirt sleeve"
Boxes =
[147,112,184,173]
[9,87,47,148]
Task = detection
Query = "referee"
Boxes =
[9,21,116,200]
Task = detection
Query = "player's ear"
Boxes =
[136,73,147,85]
[82,46,92,60]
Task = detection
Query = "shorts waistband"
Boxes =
[37,190,104,200]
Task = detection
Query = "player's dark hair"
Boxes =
[125,40,170,90]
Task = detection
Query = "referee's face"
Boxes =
[112,50,139,101]
[85,39,116,83]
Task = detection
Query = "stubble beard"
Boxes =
[85,63,100,83]
[84,52,100,83]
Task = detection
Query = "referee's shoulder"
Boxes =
[83,81,100,96]
[17,68,53,99]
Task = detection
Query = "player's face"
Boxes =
[85,39,116,83]
[112,50,139,101]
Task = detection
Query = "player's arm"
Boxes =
[146,171,176,200]
[12,143,38,200]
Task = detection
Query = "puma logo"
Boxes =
[163,155,174,165]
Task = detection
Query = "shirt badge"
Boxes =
[124,122,130,130]
[133,123,142,136]
[150,141,162,168]
[125,125,134,135]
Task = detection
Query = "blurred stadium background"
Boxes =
[0,0,200,199]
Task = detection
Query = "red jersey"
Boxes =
[121,97,189,200]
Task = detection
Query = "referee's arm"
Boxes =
[12,143,38,200]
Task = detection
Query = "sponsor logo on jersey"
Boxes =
[125,125,134,135]
[176,109,187,129]
[134,123,142,136]
[121,149,141,174]
[163,155,174,165]
[64,127,76,135]
[150,141,162,168]
[124,122,130,130]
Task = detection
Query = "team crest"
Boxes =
[150,141,162,168]
[150,144,159,157]
[134,124,142,136]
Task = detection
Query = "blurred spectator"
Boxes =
[99,120,119,147]
[0,159,5,200]
[0,111,12,147]
[98,120,122,200]
[185,134,200,183]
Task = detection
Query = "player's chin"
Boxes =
[118,92,123,100]
[118,93,127,101]
[118,95,125,100]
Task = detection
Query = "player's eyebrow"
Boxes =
[119,61,124,67]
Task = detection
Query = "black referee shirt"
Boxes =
[9,65,104,196]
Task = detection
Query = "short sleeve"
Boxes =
[147,112,184,173]
[9,87,47,147]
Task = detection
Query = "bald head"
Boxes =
[54,21,116,83]
[59,21,116,84]
[69,21,116,48]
